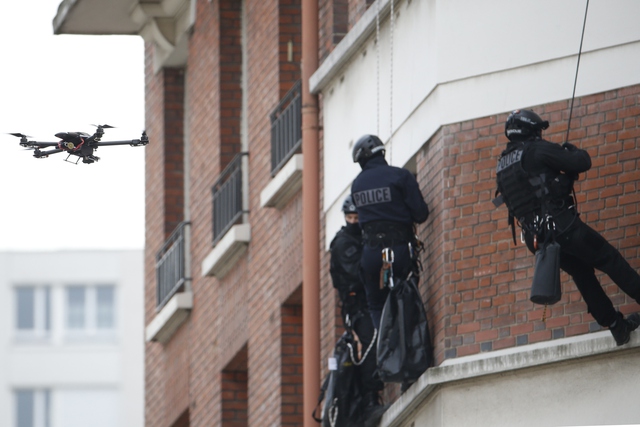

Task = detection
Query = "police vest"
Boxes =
[496,143,550,224]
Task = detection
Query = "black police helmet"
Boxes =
[342,195,357,214]
[352,134,385,163]
[505,109,549,141]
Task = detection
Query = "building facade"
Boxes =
[0,250,144,427]
[55,0,640,426]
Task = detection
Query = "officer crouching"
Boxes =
[329,195,388,426]
[495,109,640,345]
[350,134,429,329]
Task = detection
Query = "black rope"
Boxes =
[565,0,590,144]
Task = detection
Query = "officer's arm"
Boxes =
[537,141,591,174]
[329,245,346,290]
[403,171,430,224]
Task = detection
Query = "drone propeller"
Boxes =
[8,133,32,138]
[91,124,115,129]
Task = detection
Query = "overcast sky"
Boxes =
[0,1,145,251]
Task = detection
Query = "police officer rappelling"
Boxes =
[329,195,388,426]
[496,109,640,345]
[351,134,429,329]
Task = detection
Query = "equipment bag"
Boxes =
[530,240,562,305]
[377,276,433,383]
[312,331,365,427]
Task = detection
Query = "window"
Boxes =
[66,285,116,335]
[15,286,51,339]
[15,389,50,427]
[67,287,86,329]
[96,286,115,329]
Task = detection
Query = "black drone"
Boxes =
[10,125,149,164]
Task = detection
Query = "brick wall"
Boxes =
[221,345,248,427]
[163,68,186,237]
[221,371,248,427]
[280,301,303,426]
[146,2,640,427]
[144,42,187,427]
[186,0,225,423]
[348,0,373,31]
[278,0,302,97]
[319,0,348,62]
[220,0,243,170]
[145,0,309,425]
[414,85,640,364]
[144,40,165,427]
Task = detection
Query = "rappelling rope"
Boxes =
[375,0,381,137]
[388,0,394,165]
[565,0,590,145]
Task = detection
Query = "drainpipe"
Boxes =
[301,0,319,425]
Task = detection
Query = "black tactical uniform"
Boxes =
[351,135,429,329]
[496,109,640,345]
[329,195,385,425]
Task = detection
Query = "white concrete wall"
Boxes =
[0,250,143,427]
[381,331,640,426]
[313,0,640,249]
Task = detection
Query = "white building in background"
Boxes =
[0,251,144,427]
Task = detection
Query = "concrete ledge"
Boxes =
[201,224,251,279]
[381,330,640,427]
[145,292,193,344]
[260,154,303,209]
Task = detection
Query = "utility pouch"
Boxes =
[530,240,562,305]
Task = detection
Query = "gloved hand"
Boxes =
[562,142,578,151]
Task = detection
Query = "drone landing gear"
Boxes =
[63,154,100,164]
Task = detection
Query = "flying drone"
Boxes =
[10,125,149,164]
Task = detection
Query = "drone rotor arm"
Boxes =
[33,148,64,158]
[94,139,148,147]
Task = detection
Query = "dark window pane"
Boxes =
[44,288,51,332]
[16,390,34,427]
[67,287,86,329]
[96,286,115,329]
[16,288,35,330]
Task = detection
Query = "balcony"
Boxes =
[270,80,302,176]
[261,81,303,209]
[155,221,190,309]
[202,153,250,279]
[212,152,248,245]
[147,221,192,343]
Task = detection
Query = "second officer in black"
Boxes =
[330,195,387,426]
[496,109,640,346]
[351,134,429,329]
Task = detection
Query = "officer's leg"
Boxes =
[352,311,383,394]
[360,245,388,329]
[558,251,617,327]
[353,309,388,425]
[559,220,640,304]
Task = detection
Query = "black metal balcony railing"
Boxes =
[155,221,190,310]
[270,80,302,176]
[212,152,247,245]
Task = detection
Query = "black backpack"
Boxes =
[377,275,433,383]
[313,331,366,427]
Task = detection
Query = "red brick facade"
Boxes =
[144,0,640,426]
[415,88,640,364]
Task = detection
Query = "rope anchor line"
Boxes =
[374,0,396,165]
[565,0,590,145]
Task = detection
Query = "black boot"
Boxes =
[362,391,389,427]
[609,312,640,346]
